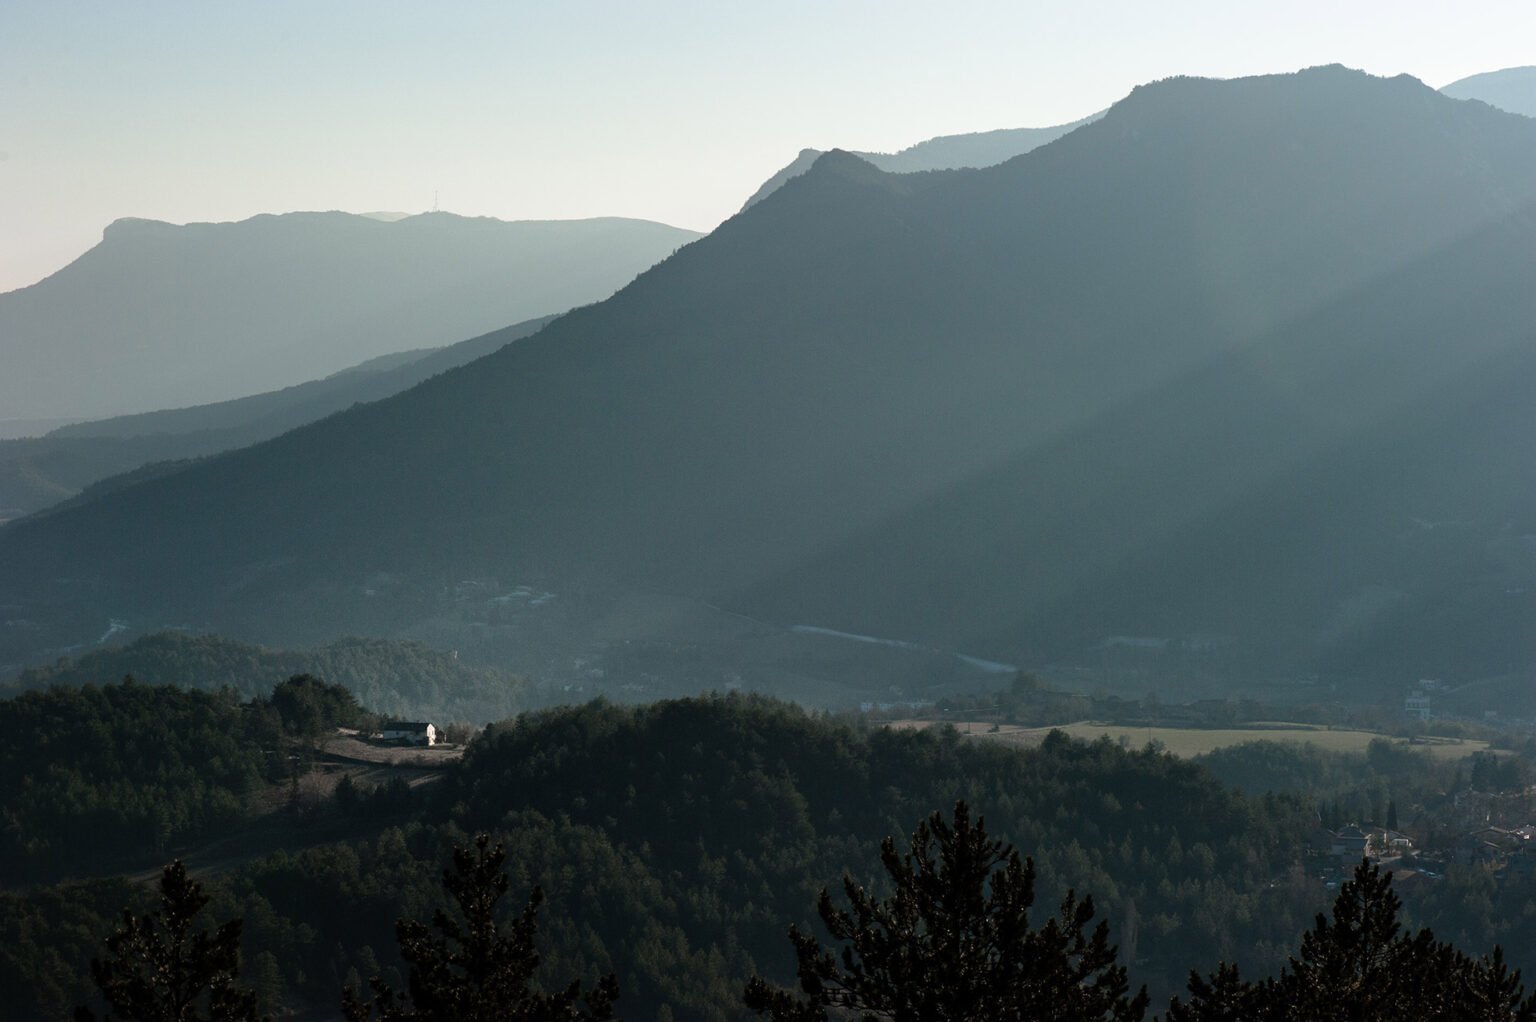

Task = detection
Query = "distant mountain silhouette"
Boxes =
[740,114,1099,210]
[4,67,1535,701]
[0,212,700,421]
[1442,66,1536,116]
[0,315,554,519]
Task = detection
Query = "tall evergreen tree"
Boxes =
[343,833,619,1022]
[1167,860,1536,1021]
[1163,963,1272,1022]
[75,860,265,1022]
[744,801,1147,1021]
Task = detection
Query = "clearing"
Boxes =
[890,720,1491,760]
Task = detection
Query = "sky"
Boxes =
[2,0,1533,295]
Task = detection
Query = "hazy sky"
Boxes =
[2,0,1532,294]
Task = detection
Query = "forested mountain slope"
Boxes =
[3,67,1534,695]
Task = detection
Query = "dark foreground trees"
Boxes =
[75,860,265,1022]
[744,800,1148,1021]
[343,833,619,1022]
[744,802,1536,1022]
[1167,859,1536,1022]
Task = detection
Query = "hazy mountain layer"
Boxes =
[739,114,1099,210]
[0,316,553,520]
[3,67,1535,698]
[1442,66,1536,117]
[0,212,699,421]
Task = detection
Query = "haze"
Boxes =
[3,0,1533,295]
[9,2,1536,1017]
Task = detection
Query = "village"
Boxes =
[1307,813,1536,887]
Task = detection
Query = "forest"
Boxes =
[6,679,1536,1019]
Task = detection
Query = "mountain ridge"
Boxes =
[1441,65,1536,117]
[739,112,1100,210]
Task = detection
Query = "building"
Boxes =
[1405,692,1432,721]
[1333,824,1369,859]
[1376,829,1414,857]
[380,721,436,746]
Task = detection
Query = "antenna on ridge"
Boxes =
[433,188,439,213]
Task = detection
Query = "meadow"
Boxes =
[892,720,1491,760]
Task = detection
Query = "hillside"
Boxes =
[3,67,1535,701]
[0,315,553,519]
[0,211,699,422]
[1442,66,1536,117]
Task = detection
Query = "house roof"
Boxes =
[382,721,433,731]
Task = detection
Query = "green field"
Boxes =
[922,721,1492,760]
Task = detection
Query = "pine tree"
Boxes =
[343,833,619,1022]
[744,800,1147,1021]
[1163,963,1273,1022]
[75,860,266,1022]
[1168,860,1536,1021]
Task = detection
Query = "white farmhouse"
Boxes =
[380,721,436,746]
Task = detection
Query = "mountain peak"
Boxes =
[101,216,176,240]
[808,148,886,180]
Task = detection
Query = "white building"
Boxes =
[1405,692,1432,721]
[381,721,436,746]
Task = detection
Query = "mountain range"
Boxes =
[0,117,1101,520]
[3,66,1534,704]
[0,211,699,424]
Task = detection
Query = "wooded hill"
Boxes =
[0,675,370,883]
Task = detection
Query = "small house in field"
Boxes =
[381,721,436,746]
